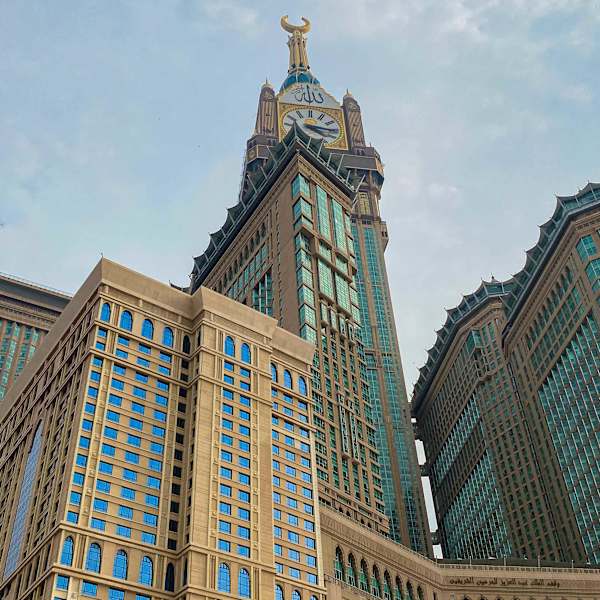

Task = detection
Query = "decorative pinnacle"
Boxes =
[281,15,311,73]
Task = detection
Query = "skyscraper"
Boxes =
[0,272,70,401]
[413,183,600,564]
[0,258,325,600]
[190,15,431,556]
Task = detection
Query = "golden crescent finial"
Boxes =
[281,15,311,34]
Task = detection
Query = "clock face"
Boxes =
[281,107,342,145]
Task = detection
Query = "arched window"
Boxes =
[395,577,403,600]
[384,571,393,600]
[359,560,369,592]
[371,565,382,597]
[60,537,74,566]
[298,376,307,396]
[275,585,285,600]
[218,563,231,592]
[335,547,345,581]
[139,556,153,586]
[120,310,133,331]
[271,363,278,382]
[238,568,251,598]
[347,553,357,586]
[162,327,174,347]
[407,581,415,600]
[165,563,175,592]
[283,369,292,389]
[142,319,154,340]
[113,550,128,579]
[100,302,111,322]
[241,343,251,364]
[292,591,301,600]
[224,336,235,357]
[183,334,190,354]
[417,586,424,600]
[86,543,101,573]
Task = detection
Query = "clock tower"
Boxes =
[213,16,432,556]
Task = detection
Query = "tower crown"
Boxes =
[280,15,320,91]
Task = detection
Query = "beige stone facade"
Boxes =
[0,272,70,401]
[0,259,324,600]
[320,509,600,600]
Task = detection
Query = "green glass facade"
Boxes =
[441,451,512,560]
[352,223,428,553]
[538,313,600,563]
[0,320,41,400]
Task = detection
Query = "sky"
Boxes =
[1,0,599,549]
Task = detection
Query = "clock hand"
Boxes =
[304,123,337,134]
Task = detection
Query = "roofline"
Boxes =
[411,282,511,414]
[411,181,600,414]
[190,125,359,291]
[0,271,72,300]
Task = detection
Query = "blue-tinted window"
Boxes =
[132,400,145,413]
[238,507,250,520]
[133,387,147,400]
[125,451,139,464]
[118,505,133,520]
[98,461,113,474]
[120,311,133,331]
[284,370,293,389]
[219,501,231,514]
[79,436,90,449]
[141,531,156,544]
[137,357,150,368]
[139,556,153,585]
[82,419,93,432]
[106,410,120,423]
[61,536,74,566]
[271,363,278,382]
[145,494,159,507]
[86,543,102,573]
[82,581,98,597]
[139,343,151,355]
[127,434,141,447]
[91,518,106,531]
[239,568,251,598]
[130,418,143,431]
[298,376,307,396]
[73,472,84,485]
[108,393,122,406]
[115,348,128,358]
[149,459,162,472]
[162,327,174,347]
[237,544,250,557]
[56,575,70,590]
[147,476,161,489]
[152,425,165,438]
[156,380,169,391]
[276,585,284,600]
[93,498,108,512]
[143,513,158,526]
[85,402,96,415]
[96,480,111,493]
[150,441,163,454]
[237,525,250,539]
[159,351,172,363]
[155,394,168,407]
[218,563,231,592]
[241,343,251,364]
[88,386,98,398]
[67,511,78,523]
[111,379,124,391]
[153,409,166,422]
[238,490,250,503]
[219,519,231,533]
[122,468,137,481]
[224,336,235,357]
[142,319,154,340]
[109,589,125,600]
[116,525,131,538]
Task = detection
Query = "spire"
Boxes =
[279,16,320,92]
[281,15,311,72]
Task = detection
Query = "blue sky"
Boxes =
[1,2,598,398]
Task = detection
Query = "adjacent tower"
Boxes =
[191,17,431,555]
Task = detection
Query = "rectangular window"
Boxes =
[141,532,156,544]
[82,581,98,597]
[316,186,331,239]
[331,198,347,252]
[127,434,141,447]
[116,525,131,538]
[318,260,334,298]
[118,506,134,520]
